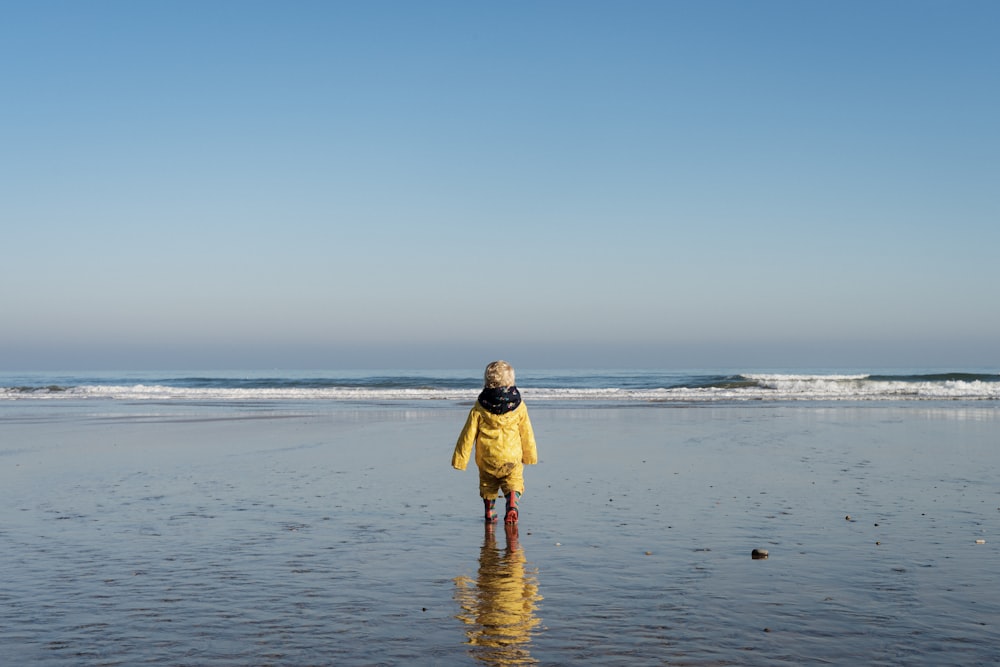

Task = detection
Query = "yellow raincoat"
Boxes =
[452,401,538,499]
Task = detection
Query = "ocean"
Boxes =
[3,368,1000,403]
[2,368,999,665]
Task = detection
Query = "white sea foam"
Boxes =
[3,375,998,402]
[743,374,1000,400]
[60,384,480,402]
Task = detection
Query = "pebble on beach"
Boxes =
[752,548,769,559]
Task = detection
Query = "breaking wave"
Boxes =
[3,371,999,402]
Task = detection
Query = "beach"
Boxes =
[2,399,999,665]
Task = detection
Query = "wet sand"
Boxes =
[2,401,999,665]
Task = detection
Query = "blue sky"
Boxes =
[2,1,998,370]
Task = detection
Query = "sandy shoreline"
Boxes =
[2,401,998,665]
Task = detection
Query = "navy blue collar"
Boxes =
[478,386,521,415]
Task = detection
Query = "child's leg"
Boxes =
[483,497,498,523]
[504,490,522,524]
[479,469,501,523]
[501,464,525,524]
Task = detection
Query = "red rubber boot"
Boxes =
[504,491,521,524]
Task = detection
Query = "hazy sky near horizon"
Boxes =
[3,1,998,370]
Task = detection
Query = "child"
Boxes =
[452,361,538,524]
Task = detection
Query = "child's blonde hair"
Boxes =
[483,360,515,388]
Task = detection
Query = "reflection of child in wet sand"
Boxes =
[454,524,541,664]
[452,361,538,524]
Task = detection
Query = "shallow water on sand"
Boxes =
[1,402,998,665]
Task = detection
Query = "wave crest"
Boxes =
[3,372,998,402]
